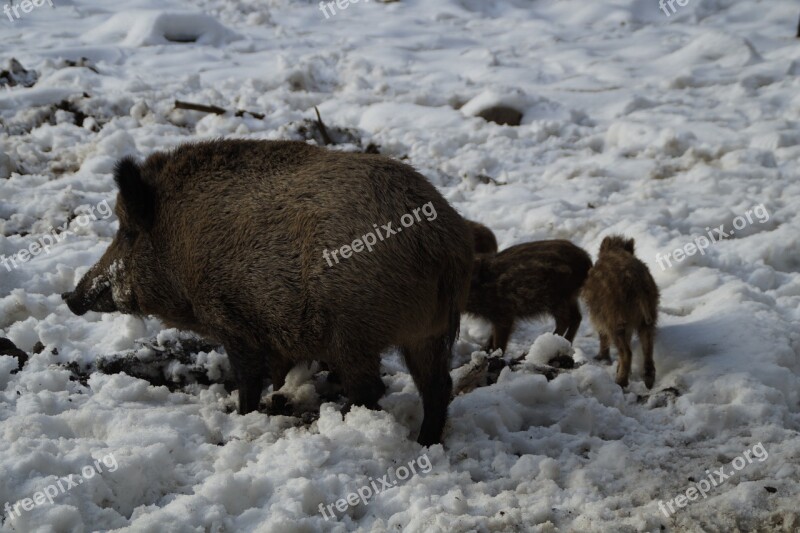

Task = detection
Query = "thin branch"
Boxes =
[174,100,264,120]
[314,106,334,146]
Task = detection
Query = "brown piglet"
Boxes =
[466,240,592,352]
[582,235,659,388]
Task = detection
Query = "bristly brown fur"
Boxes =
[466,240,592,352]
[582,234,660,389]
[464,220,498,256]
[63,139,474,446]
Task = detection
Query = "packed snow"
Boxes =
[1,0,799,531]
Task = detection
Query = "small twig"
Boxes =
[174,100,265,120]
[175,100,226,115]
[314,106,334,146]
[234,109,265,120]
[509,354,526,367]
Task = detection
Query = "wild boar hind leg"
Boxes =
[401,335,454,447]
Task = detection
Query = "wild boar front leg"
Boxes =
[265,353,296,415]
[554,300,582,343]
[269,354,294,393]
[225,341,267,414]
[487,320,513,353]
[337,349,386,411]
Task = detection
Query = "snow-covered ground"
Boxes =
[2,0,799,531]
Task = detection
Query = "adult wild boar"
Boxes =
[62,140,473,446]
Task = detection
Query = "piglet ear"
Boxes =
[114,156,155,230]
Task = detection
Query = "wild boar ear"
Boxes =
[114,157,155,230]
[624,238,635,253]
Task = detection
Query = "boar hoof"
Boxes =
[615,373,629,388]
[267,393,292,415]
[237,387,263,415]
[644,372,656,389]
[417,428,442,448]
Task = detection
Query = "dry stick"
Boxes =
[174,100,226,115]
[174,100,265,119]
[314,106,334,146]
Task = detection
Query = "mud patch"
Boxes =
[638,386,681,408]
[0,59,38,88]
[95,335,234,392]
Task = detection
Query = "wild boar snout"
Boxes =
[61,291,85,315]
[62,284,116,315]
[63,266,119,316]
[62,289,97,316]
